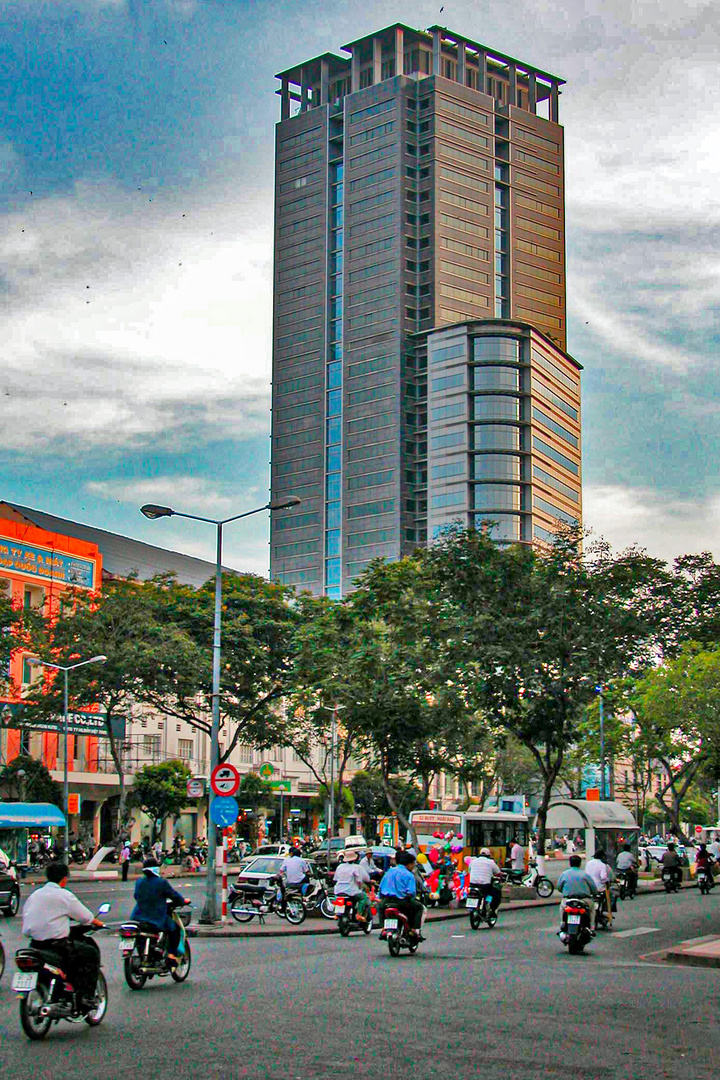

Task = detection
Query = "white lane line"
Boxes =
[612,926,660,939]
[451,935,466,939]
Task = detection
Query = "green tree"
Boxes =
[426,525,664,855]
[311,781,355,821]
[350,770,424,838]
[127,760,191,843]
[0,754,62,807]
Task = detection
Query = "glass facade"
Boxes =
[325,157,344,599]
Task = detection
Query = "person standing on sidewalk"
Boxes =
[120,841,131,882]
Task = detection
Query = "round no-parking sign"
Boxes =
[210,763,240,797]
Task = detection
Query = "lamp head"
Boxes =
[91,655,108,664]
[269,495,301,511]
[141,504,175,520]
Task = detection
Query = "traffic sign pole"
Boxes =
[221,829,228,924]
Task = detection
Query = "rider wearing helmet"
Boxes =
[130,858,187,965]
[468,848,503,911]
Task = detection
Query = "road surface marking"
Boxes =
[612,926,660,939]
[451,935,466,938]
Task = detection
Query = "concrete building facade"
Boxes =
[269,23,580,595]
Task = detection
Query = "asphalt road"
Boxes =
[1,883,718,1080]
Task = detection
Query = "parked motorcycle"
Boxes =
[380,906,421,957]
[303,877,334,919]
[333,894,372,936]
[559,897,594,954]
[501,860,554,899]
[228,880,306,926]
[120,900,192,990]
[69,842,86,866]
[12,903,111,1040]
[466,884,498,929]
[662,868,681,893]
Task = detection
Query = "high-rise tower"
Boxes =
[270,24,581,595]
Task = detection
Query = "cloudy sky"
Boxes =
[1,0,718,574]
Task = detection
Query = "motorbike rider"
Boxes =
[21,861,105,1009]
[695,843,715,888]
[359,848,383,882]
[556,854,598,940]
[661,842,682,886]
[333,849,371,923]
[279,846,311,911]
[130,858,188,965]
[615,844,639,894]
[468,848,503,912]
[379,851,424,940]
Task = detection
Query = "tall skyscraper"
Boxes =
[270,24,581,596]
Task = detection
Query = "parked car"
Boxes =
[0,864,20,917]
[311,837,367,869]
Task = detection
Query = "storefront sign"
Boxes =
[269,779,291,792]
[258,762,275,778]
[0,540,96,589]
[0,702,124,739]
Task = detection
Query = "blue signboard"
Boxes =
[0,539,96,589]
[209,796,239,828]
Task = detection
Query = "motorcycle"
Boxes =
[466,884,498,929]
[616,869,637,900]
[120,900,192,990]
[662,867,681,893]
[69,843,86,866]
[303,877,335,919]
[381,906,421,957]
[333,894,372,936]
[593,887,618,932]
[559,897,594,954]
[228,879,306,926]
[501,860,554,899]
[0,931,5,982]
[697,867,714,895]
[12,902,111,1040]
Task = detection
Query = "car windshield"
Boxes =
[244,857,284,875]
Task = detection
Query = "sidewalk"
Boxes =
[664,935,720,970]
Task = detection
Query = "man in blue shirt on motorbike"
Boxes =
[131,858,188,965]
[379,852,424,939]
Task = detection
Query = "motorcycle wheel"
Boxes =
[536,877,554,899]
[19,985,53,1040]
[230,902,255,924]
[171,941,191,983]
[320,897,335,920]
[486,910,498,928]
[338,916,350,937]
[124,954,147,991]
[469,910,481,931]
[362,919,372,935]
[567,937,584,955]
[85,971,108,1026]
[0,940,5,981]
[388,934,401,957]
[408,939,419,954]
[284,898,306,926]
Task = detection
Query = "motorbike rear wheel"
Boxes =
[0,940,5,981]
[171,941,191,982]
[19,984,52,1040]
[388,934,401,957]
[469,909,481,931]
[85,971,108,1026]
[485,909,498,928]
[320,897,335,920]
[338,916,351,937]
[230,902,255,924]
[124,954,147,990]
[567,937,584,954]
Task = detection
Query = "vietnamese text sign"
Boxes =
[269,779,291,792]
[0,702,125,739]
[0,540,96,589]
[210,796,239,827]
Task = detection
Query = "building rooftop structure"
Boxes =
[0,502,233,588]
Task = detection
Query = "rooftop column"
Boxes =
[320,57,329,105]
[394,26,404,75]
[528,71,537,113]
[550,81,559,122]
[457,41,467,86]
[372,37,382,84]
[351,51,360,92]
[280,75,290,120]
[432,29,442,75]
[508,63,517,106]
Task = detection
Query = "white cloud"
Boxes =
[582,484,720,564]
[87,475,264,517]
[0,178,274,453]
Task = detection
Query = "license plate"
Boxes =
[567,914,581,925]
[384,918,398,930]
[466,897,479,908]
[334,901,345,909]
[119,941,135,952]
[12,972,38,992]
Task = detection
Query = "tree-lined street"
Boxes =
[1,885,719,1079]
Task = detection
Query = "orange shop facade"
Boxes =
[0,507,111,844]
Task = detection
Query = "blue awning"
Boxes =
[0,803,66,829]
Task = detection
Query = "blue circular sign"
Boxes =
[209,795,239,827]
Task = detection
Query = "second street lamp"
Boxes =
[32,654,108,858]
[140,494,301,923]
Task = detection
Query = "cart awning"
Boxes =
[0,802,66,829]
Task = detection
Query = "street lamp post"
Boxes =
[140,494,301,923]
[32,655,108,858]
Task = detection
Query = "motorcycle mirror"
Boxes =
[97,902,111,915]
